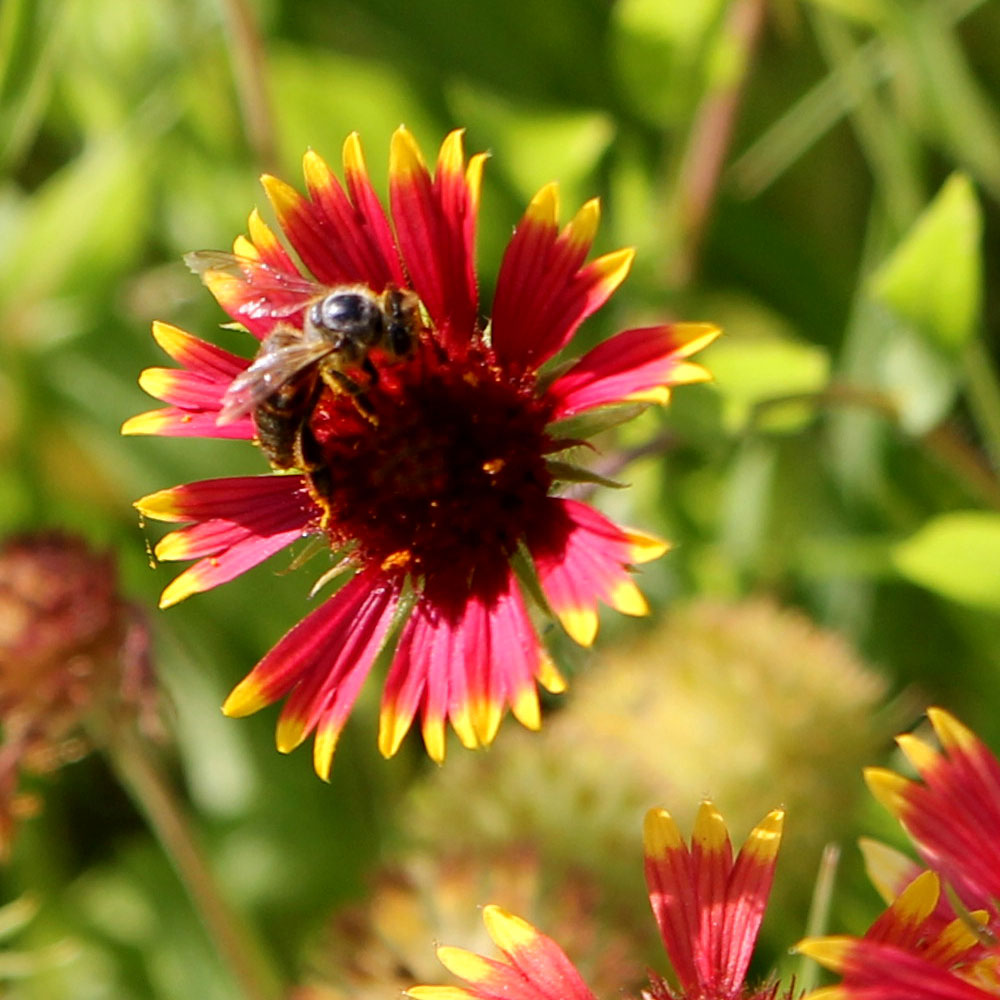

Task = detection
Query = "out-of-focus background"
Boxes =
[2,0,999,997]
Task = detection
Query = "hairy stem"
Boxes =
[669,0,767,285]
[104,723,281,1000]
[219,0,279,174]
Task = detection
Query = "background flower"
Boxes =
[405,597,896,952]
[798,710,1000,1000]
[406,803,788,1000]
[0,532,158,856]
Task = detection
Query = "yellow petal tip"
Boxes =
[222,677,270,718]
[558,606,598,647]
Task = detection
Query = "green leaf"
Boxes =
[703,333,830,433]
[268,44,439,190]
[0,136,149,318]
[870,173,982,355]
[610,0,726,126]
[800,0,889,26]
[0,0,66,171]
[545,460,627,491]
[892,511,1000,611]
[446,82,614,209]
[875,314,958,434]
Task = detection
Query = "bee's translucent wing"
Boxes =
[216,338,333,425]
[185,251,325,320]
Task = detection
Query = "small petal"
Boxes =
[390,127,479,350]
[528,498,659,647]
[123,322,252,439]
[138,475,317,607]
[492,186,635,371]
[135,475,313,524]
[340,132,407,288]
[420,905,598,1000]
[149,321,248,378]
[547,323,721,420]
[302,145,404,288]
[121,407,253,439]
[158,526,306,608]
[408,989,476,1000]
[261,173,347,286]
[223,569,399,731]
[379,566,546,761]
[718,808,783,992]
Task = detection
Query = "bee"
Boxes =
[185,251,421,470]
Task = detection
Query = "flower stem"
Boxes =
[749,382,1000,510]
[668,0,767,286]
[102,723,281,1000]
[219,0,278,174]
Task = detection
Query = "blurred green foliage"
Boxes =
[2,0,1000,997]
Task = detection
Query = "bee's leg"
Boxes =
[350,391,378,423]
[360,356,379,388]
[294,422,323,471]
[326,370,363,395]
[325,369,379,424]
[306,460,333,508]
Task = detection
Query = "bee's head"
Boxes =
[309,290,383,347]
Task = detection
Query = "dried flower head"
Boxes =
[407,598,893,930]
[0,532,156,855]
[295,846,647,1000]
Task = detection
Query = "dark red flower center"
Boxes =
[304,339,554,579]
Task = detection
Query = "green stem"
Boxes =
[103,724,281,1000]
[809,7,922,232]
[796,843,840,994]
[749,382,1000,510]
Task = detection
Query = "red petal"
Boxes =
[224,568,399,722]
[157,525,306,608]
[547,324,718,418]
[492,188,632,371]
[643,808,701,994]
[121,407,254,439]
[135,474,313,524]
[390,128,479,353]
[270,570,402,778]
[527,499,658,647]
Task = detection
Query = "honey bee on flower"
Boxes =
[124,127,719,779]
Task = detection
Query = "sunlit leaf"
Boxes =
[876,315,958,434]
[892,511,1000,611]
[610,0,727,126]
[447,82,614,207]
[800,0,889,26]
[269,44,439,189]
[703,334,830,433]
[0,0,66,171]
[0,136,149,325]
[870,173,982,356]
[902,3,1000,199]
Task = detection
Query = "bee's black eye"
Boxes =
[318,292,381,335]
